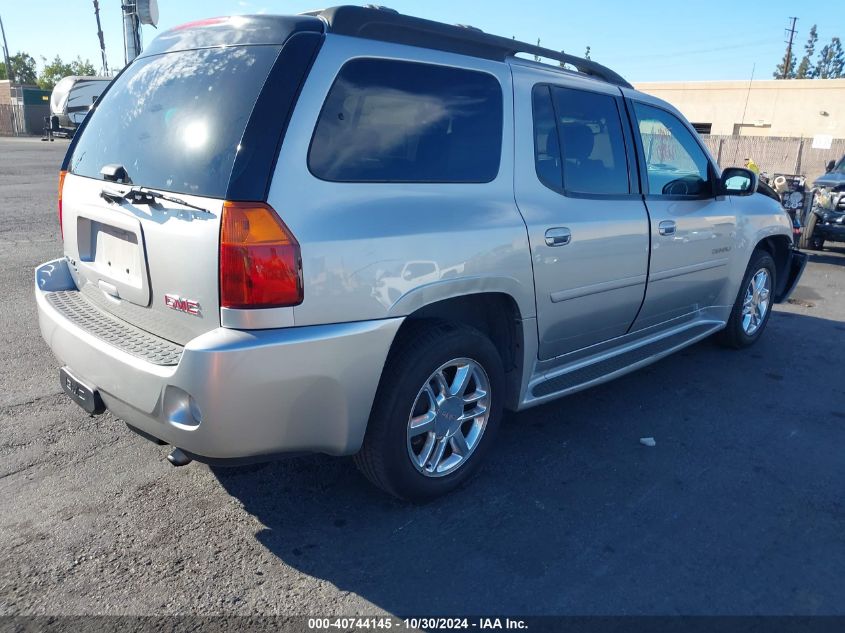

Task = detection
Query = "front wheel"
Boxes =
[799,212,819,250]
[354,322,504,501]
[717,250,776,349]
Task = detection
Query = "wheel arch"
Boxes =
[389,292,525,411]
[753,234,793,300]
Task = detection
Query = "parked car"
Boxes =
[800,155,845,250]
[35,6,806,500]
[757,176,803,246]
[49,76,112,138]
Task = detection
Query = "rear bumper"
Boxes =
[815,224,845,242]
[36,258,402,459]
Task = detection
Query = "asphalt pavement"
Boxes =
[1,137,844,617]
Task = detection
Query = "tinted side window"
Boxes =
[532,85,563,190]
[309,59,502,183]
[633,102,712,197]
[532,85,629,195]
[552,87,630,195]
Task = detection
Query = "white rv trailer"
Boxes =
[49,76,112,136]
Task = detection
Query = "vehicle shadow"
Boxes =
[805,246,845,267]
[213,311,845,616]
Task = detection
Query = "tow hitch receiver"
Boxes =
[60,367,105,415]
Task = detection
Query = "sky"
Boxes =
[0,0,839,83]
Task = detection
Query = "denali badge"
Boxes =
[164,294,201,316]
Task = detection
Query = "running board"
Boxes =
[530,322,721,401]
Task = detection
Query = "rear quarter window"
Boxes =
[308,58,503,183]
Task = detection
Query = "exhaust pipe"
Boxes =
[167,448,192,467]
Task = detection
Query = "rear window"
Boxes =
[308,58,503,183]
[68,45,282,198]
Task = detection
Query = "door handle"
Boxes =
[658,220,676,236]
[545,227,571,247]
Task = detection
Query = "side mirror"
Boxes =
[720,167,758,196]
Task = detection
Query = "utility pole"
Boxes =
[92,1,109,76]
[0,14,13,83]
[121,0,158,68]
[122,1,140,65]
[0,13,21,136]
[783,16,798,79]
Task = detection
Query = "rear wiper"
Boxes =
[101,186,211,215]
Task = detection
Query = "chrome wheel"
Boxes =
[741,268,771,336]
[406,358,491,478]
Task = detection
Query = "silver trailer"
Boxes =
[49,76,112,136]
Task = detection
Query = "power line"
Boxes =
[733,62,756,165]
[623,37,773,61]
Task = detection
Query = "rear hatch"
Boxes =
[60,16,322,345]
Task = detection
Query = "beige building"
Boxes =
[634,78,845,140]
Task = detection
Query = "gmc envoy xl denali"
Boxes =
[35,5,806,499]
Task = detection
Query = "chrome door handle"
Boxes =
[545,227,571,247]
[658,220,676,236]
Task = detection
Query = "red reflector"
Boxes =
[58,170,67,238]
[219,202,303,309]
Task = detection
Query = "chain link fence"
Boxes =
[702,135,845,185]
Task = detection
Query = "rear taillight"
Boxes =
[58,170,67,238]
[219,201,303,309]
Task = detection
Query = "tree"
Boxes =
[814,37,845,79]
[0,51,38,84]
[835,38,845,77]
[73,58,97,77]
[795,24,817,78]
[773,49,797,79]
[37,55,97,90]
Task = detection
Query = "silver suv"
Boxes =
[35,6,806,499]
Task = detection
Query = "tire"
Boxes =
[354,321,505,501]
[716,250,777,349]
[799,212,818,250]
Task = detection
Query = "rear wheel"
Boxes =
[717,250,776,349]
[354,321,504,501]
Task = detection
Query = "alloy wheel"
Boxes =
[741,268,771,336]
[406,358,491,478]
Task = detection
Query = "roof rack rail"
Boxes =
[310,5,632,89]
